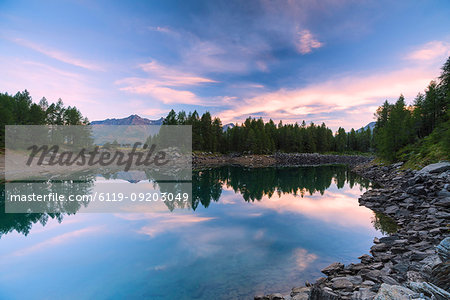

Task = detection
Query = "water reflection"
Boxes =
[372,211,398,234]
[191,165,372,207]
[1,166,396,238]
[0,165,398,299]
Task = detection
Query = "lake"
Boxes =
[0,165,394,299]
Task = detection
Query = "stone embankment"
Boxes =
[192,153,372,168]
[256,161,450,300]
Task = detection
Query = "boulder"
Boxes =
[419,162,450,174]
[321,262,344,276]
[384,205,398,214]
[361,270,383,283]
[430,261,450,291]
[291,293,309,300]
[380,275,399,285]
[346,275,363,285]
[331,277,354,290]
[255,293,285,300]
[435,197,450,207]
[436,237,450,262]
[373,283,416,300]
[352,288,377,299]
[419,254,442,276]
[359,254,374,264]
[309,286,340,300]
[408,281,450,300]
[371,243,388,253]
[290,286,311,298]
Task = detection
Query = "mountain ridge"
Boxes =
[91,114,164,125]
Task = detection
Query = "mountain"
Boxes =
[357,121,376,133]
[91,114,164,125]
[222,123,235,132]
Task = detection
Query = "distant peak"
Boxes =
[91,114,164,125]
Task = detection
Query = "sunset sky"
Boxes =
[1,0,450,130]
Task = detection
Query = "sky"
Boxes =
[1,0,450,130]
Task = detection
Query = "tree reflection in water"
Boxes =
[0,165,397,238]
[190,165,372,208]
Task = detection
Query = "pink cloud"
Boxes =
[128,213,215,238]
[296,29,323,54]
[217,65,436,129]
[117,60,217,105]
[407,41,450,61]
[139,61,217,86]
[294,248,318,271]
[0,58,102,107]
[11,226,103,256]
[251,188,376,229]
[10,37,103,71]
[142,108,170,117]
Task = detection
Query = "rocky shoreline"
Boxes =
[193,153,372,168]
[255,161,450,300]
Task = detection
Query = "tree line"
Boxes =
[0,90,89,146]
[2,56,448,162]
[373,57,450,161]
[162,57,449,161]
[162,109,374,154]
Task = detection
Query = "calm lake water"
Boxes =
[0,165,394,300]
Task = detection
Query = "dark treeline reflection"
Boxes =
[0,183,62,237]
[0,165,378,238]
[191,165,372,209]
[0,177,95,238]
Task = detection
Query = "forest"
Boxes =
[162,108,373,154]
[162,56,450,163]
[374,57,449,163]
[0,90,89,146]
[1,57,449,164]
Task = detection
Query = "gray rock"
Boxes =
[321,262,344,276]
[310,286,340,300]
[406,271,424,282]
[373,283,416,300]
[268,293,285,300]
[362,280,376,286]
[435,211,450,219]
[391,162,404,168]
[411,251,428,261]
[290,286,311,298]
[384,205,398,214]
[408,281,450,300]
[361,270,383,282]
[380,275,399,285]
[436,237,450,262]
[255,293,286,300]
[359,254,374,264]
[352,288,377,300]
[419,162,450,174]
[291,293,309,300]
[419,254,442,275]
[392,263,409,274]
[435,197,450,207]
[430,261,450,291]
[438,189,450,197]
[331,277,354,290]
[346,275,363,285]
[371,243,388,253]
